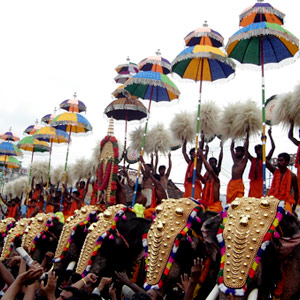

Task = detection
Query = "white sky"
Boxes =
[0,0,300,194]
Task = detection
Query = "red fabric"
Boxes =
[150,187,157,208]
[202,177,214,206]
[248,158,263,180]
[295,145,300,168]
[248,178,263,198]
[45,204,54,213]
[183,161,202,199]
[268,169,295,212]
[32,190,40,200]
[26,203,35,218]
[226,179,244,204]
[7,205,17,218]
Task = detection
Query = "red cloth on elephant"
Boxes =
[268,168,295,213]
[183,161,202,199]
[226,179,244,204]
[248,158,263,198]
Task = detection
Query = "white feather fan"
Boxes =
[12,177,28,199]
[72,158,88,181]
[231,99,261,139]
[3,182,13,198]
[272,92,293,127]
[31,161,48,184]
[91,141,101,163]
[129,126,144,152]
[170,111,195,143]
[290,83,300,126]
[50,165,74,187]
[146,123,171,154]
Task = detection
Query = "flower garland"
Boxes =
[216,201,285,297]
[53,211,97,263]
[30,216,59,253]
[82,206,127,276]
[143,205,203,290]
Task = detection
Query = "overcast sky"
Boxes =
[0,0,299,194]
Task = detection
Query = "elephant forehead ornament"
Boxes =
[0,217,15,237]
[218,196,285,296]
[21,213,49,251]
[76,204,126,275]
[0,218,31,261]
[53,206,99,262]
[144,198,203,290]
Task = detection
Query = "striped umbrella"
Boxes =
[60,93,87,113]
[115,57,139,74]
[0,156,20,169]
[239,0,285,27]
[226,21,299,195]
[172,45,235,198]
[41,108,57,124]
[138,50,172,74]
[0,129,19,142]
[0,142,23,157]
[112,85,138,100]
[184,21,224,47]
[24,120,42,135]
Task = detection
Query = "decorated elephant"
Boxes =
[76,204,152,285]
[0,217,15,254]
[203,196,300,300]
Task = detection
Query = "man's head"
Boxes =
[189,148,195,160]
[158,165,166,176]
[254,144,262,157]
[72,191,80,198]
[235,146,245,158]
[208,157,219,175]
[36,184,41,190]
[79,181,85,189]
[277,152,290,169]
[57,286,88,300]
[31,199,37,206]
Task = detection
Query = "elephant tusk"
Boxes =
[66,261,76,271]
[247,288,258,300]
[205,284,219,300]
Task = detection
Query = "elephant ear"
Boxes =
[201,214,222,261]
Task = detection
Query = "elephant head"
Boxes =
[0,217,15,253]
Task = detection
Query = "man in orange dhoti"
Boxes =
[267,152,298,213]
[226,129,249,204]
[288,120,300,196]
[182,139,204,200]
[248,128,275,198]
[200,146,223,213]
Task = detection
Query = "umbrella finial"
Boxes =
[73,92,77,99]
[9,126,12,132]
[126,56,130,62]
[35,119,39,125]
[108,117,114,136]
[156,49,161,56]
[257,0,264,2]
[54,107,57,113]
[203,20,208,27]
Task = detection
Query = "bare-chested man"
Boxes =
[226,129,249,204]
[154,152,172,197]
[248,128,275,198]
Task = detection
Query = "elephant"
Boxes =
[202,196,300,300]
[0,217,15,254]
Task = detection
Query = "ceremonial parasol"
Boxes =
[115,57,139,74]
[24,120,42,135]
[59,92,87,113]
[239,0,285,27]
[172,44,235,198]
[138,50,171,74]
[41,108,57,124]
[104,97,148,161]
[226,21,299,195]
[112,85,138,100]
[124,70,180,205]
[51,112,92,197]
[0,128,19,142]
[0,156,20,169]
[184,21,224,47]
[0,142,23,157]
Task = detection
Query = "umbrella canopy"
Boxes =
[184,21,224,47]
[17,136,50,153]
[226,22,299,67]
[115,58,139,75]
[24,121,42,135]
[124,71,180,102]
[138,50,172,74]
[51,112,92,133]
[0,130,19,142]
[60,98,87,113]
[41,112,57,124]
[240,1,285,27]
[112,85,138,100]
[0,142,23,157]
[114,74,132,84]
[172,45,235,81]
[33,127,69,143]
[0,156,20,169]
[104,97,147,121]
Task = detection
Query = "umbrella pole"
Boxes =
[60,127,72,211]
[260,37,267,196]
[25,151,34,215]
[44,141,53,212]
[192,62,204,198]
[132,87,154,206]
[123,110,128,167]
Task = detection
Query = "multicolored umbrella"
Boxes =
[0,129,19,142]
[239,1,285,27]
[41,108,57,124]
[24,120,42,135]
[0,156,20,169]
[60,93,87,113]
[104,97,148,161]
[138,50,172,74]
[115,57,139,75]
[124,70,180,205]
[172,44,235,198]
[184,21,224,47]
[226,21,299,196]
[114,74,132,84]
[0,142,23,157]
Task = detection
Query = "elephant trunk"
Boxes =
[205,284,219,300]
